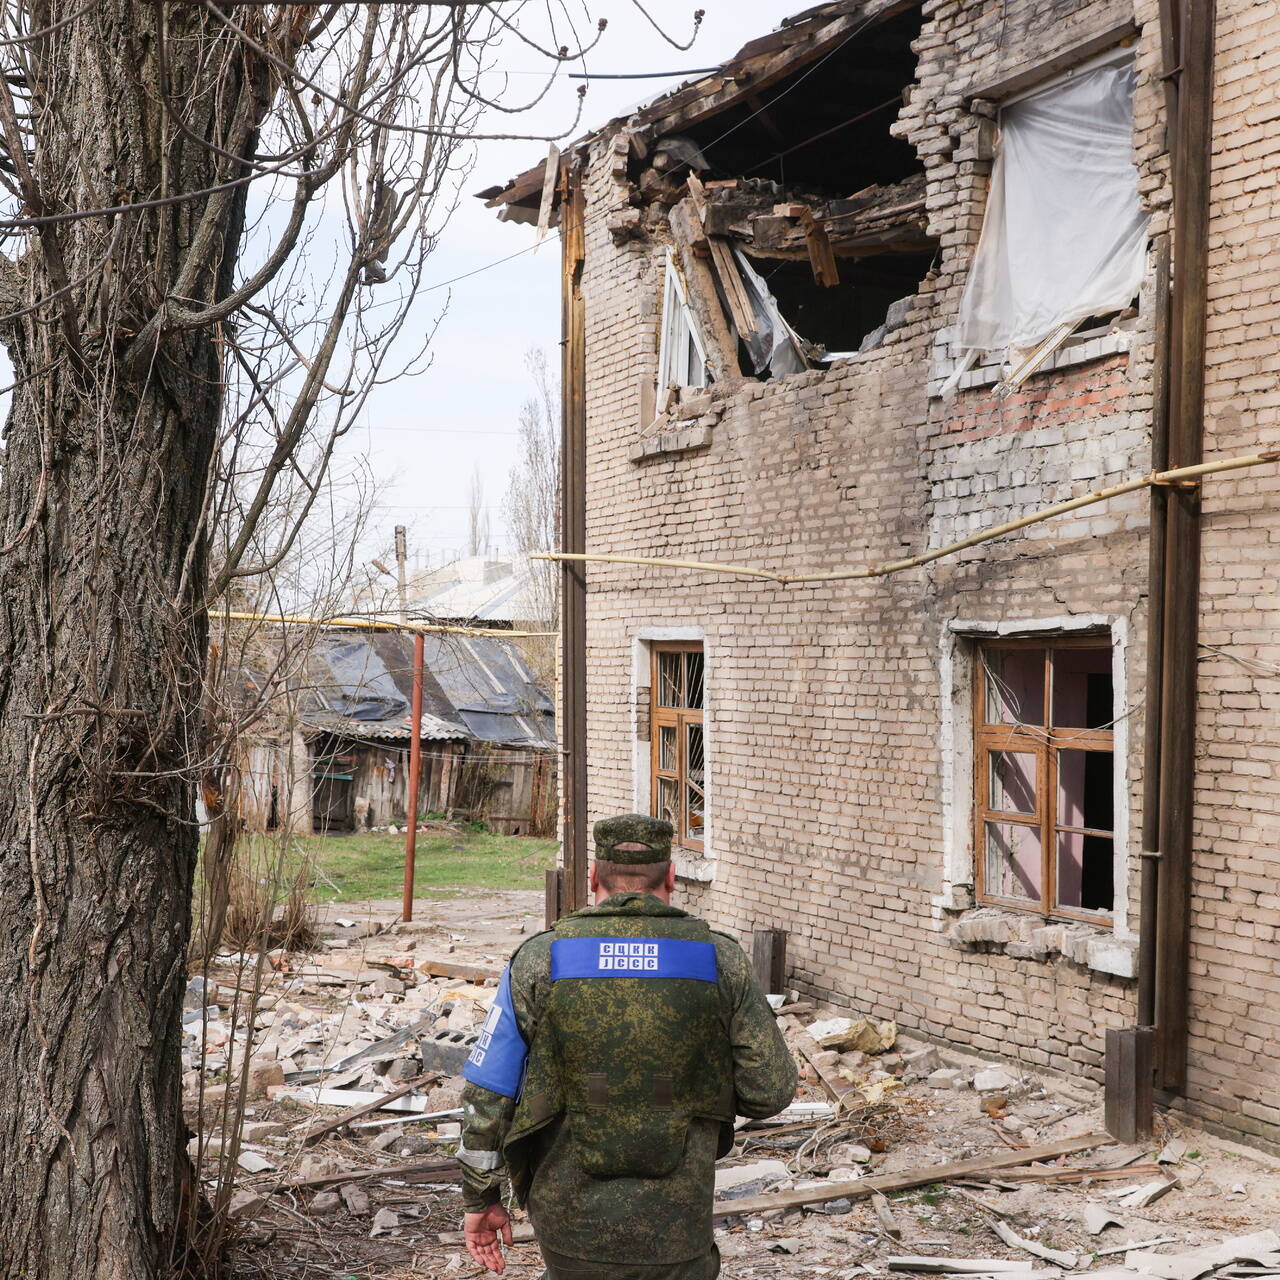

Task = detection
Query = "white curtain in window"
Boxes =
[955,57,1150,353]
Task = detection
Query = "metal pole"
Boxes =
[403,632,425,923]
[395,525,421,923]
[394,524,409,618]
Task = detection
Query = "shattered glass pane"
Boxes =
[686,722,705,842]
[658,776,679,829]
[984,820,1042,902]
[1051,646,1113,728]
[658,652,682,707]
[658,724,676,772]
[685,651,704,709]
[1056,830,1115,914]
[984,647,1045,726]
[988,750,1037,815]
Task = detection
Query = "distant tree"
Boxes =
[467,464,491,559]
[505,346,560,687]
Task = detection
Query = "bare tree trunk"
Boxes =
[0,5,257,1274]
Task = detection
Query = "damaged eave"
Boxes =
[475,0,918,223]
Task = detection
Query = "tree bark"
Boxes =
[0,4,272,1275]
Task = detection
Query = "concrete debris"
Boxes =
[1124,1232,1280,1280]
[180,899,1280,1280]
[227,1189,267,1218]
[1085,1202,1126,1234]
[339,1183,371,1215]
[716,1160,791,1200]
[370,1207,400,1236]
[184,977,218,1010]
[990,1218,1079,1268]
[808,1016,898,1054]
[972,1068,1020,1094]
[1115,1176,1180,1209]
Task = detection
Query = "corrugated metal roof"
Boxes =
[297,628,554,750]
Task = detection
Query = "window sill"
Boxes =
[928,322,1134,399]
[631,387,729,463]
[630,421,714,462]
[943,905,1137,978]
[674,852,714,883]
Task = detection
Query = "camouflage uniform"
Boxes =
[460,816,797,1279]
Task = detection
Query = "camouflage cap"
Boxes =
[593,813,674,864]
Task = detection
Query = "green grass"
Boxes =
[299,827,558,903]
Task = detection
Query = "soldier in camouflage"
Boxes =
[458,813,798,1278]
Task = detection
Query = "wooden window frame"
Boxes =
[650,641,705,853]
[973,636,1115,922]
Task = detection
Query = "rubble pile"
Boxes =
[196,903,1280,1279]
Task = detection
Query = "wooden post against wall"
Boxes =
[544,867,564,928]
[752,928,788,995]
[559,160,589,913]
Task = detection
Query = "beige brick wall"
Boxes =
[565,0,1280,1152]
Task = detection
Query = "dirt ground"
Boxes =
[199,891,1280,1280]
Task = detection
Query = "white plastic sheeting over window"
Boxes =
[955,55,1150,355]
[658,251,709,389]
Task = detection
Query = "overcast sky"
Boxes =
[347,0,801,571]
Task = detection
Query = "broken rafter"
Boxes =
[531,448,1280,586]
[300,1074,441,1148]
[707,236,760,337]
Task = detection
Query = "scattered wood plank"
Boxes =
[793,1031,863,1111]
[438,1222,538,1247]
[415,958,501,984]
[872,1190,903,1239]
[712,1133,1113,1219]
[995,1163,1162,1185]
[888,1259,1045,1274]
[301,1074,440,1147]
[274,1158,459,1193]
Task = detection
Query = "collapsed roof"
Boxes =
[479,0,922,224]
[301,631,554,750]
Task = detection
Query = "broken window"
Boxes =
[955,52,1149,371]
[657,5,934,374]
[974,640,1115,918]
[651,643,705,852]
[658,250,709,390]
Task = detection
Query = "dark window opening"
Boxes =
[744,250,936,359]
[681,7,925,195]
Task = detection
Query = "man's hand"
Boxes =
[464,1205,513,1274]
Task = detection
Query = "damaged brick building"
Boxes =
[481,0,1280,1152]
